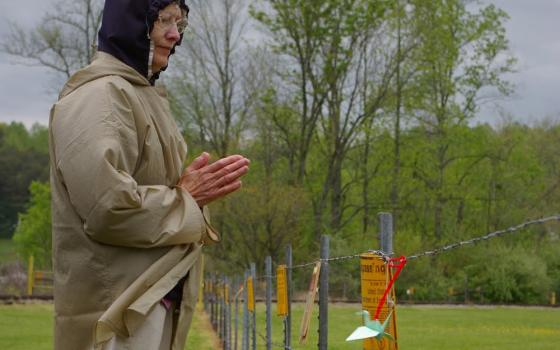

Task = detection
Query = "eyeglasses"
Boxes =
[156,13,189,34]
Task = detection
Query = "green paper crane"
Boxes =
[345,310,394,342]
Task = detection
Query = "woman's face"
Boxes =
[149,3,184,74]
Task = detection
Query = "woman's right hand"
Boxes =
[177,152,250,207]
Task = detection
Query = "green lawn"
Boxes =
[248,303,560,350]
[1,303,559,349]
[0,304,218,350]
[0,304,52,350]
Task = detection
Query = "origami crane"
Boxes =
[345,310,394,342]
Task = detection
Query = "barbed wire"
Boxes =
[406,215,560,260]
[208,215,559,284]
[276,216,560,270]
[290,250,387,270]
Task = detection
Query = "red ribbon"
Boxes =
[373,255,407,320]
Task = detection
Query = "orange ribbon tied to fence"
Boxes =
[374,256,406,321]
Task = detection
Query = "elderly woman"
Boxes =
[49,1,249,349]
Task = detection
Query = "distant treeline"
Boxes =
[0,122,49,239]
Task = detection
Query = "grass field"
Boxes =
[253,303,560,350]
[0,303,558,349]
[0,304,218,350]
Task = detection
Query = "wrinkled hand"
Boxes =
[177,152,250,207]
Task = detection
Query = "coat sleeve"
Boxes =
[52,79,209,248]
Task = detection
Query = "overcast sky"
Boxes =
[1,0,559,128]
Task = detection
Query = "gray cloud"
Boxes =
[0,0,58,127]
[477,0,560,125]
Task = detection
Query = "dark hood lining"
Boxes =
[98,0,189,85]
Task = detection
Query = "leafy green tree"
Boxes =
[0,123,49,238]
[12,182,52,269]
[405,0,515,240]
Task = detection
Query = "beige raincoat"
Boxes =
[49,52,218,350]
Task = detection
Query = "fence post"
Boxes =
[230,277,234,350]
[210,275,215,329]
[379,212,393,256]
[27,255,34,296]
[234,275,240,350]
[217,276,221,342]
[197,254,204,311]
[225,276,231,350]
[250,263,257,350]
[204,277,209,313]
[285,244,292,349]
[216,274,221,333]
[265,256,272,350]
[318,235,329,350]
[242,270,249,350]
[220,275,225,347]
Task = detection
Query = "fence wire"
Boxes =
[290,250,388,270]
[406,214,560,260]
[284,215,560,269]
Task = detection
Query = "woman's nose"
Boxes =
[166,25,181,42]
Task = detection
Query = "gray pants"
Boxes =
[102,303,173,350]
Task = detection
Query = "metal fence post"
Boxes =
[211,275,216,330]
[242,270,249,350]
[250,263,257,350]
[225,276,231,350]
[285,244,292,350]
[379,212,394,256]
[234,275,239,350]
[218,276,222,343]
[221,275,225,347]
[220,277,224,338]
[203,277,209,313]
[265,256,272,350]
[318,235,329,350]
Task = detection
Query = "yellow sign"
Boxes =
[299,261,321,343]
[276,265,288,316]
[247,276,255,312]
[360,253,398,350]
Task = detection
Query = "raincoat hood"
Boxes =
[58,51,150,99]
[98,0,189,84]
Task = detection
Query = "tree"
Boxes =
[253,0,396,237]
[406,0,515,240]
[170,0,260,158]
[251,0,332,184]
[0,123,49,239]
[1,0,103,81]
[12,182,52,269]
